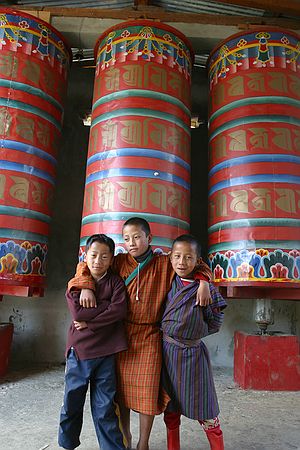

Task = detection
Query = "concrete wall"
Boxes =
[0,66,299,369]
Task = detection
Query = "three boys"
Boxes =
[65,218,211,450]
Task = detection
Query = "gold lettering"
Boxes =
[247,73,265,92]
[149,122,168,149]
[150,183,167,211]
[168,127,183,153]
[227,76,244,96]
[31,181,45,206]
[9,176,29,203]
[117,181,140,209]
[288,74,300,99]
[293,130,300,152]
[97,180,115,210]
[147,64,167,90]
[275,188,296,213]
[36,122,50,148]
[168,72,182,98]
[229,130,247,151]
[249,128,268,149]
[0,54,18,78]
[214,135,227,158]
[121,120,141,146]
[16,116,34,142]
[22,60,40,85]
[0,174,5,199]
[84,185,94,213]
[251,188,272,212]
[230,190,249,213]
[89,128,99,154]
[104,67,120,91]
[43,69,55,93]
[215,191,227,217]
[101,120,118,149]
[167,186,186,216]
[212,83,225,107]
[122,65,142,88]
[272,127,292,151]
[268,72,288,93]
[0,107,12,135]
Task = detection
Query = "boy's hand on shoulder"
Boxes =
[195,280,212,307]
[80,289,97,308]
[74,320,88,330]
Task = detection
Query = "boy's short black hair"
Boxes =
[172,234,202,258]
[85,234,115,255]
[122,217,151,236]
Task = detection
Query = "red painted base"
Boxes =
[0,285,44,298]
[234,331,300,391]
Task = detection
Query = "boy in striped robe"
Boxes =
[161,234,227,450]
[68,218,212,450]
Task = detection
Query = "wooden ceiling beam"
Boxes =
[134,0,150,5]
[14,6,300,29]
[210,0,300,17]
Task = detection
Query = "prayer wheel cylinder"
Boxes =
[0,9,71,297]
[80,20,193,255]
[207,28,300,289]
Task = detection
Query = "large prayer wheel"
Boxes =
[0,9,71,297]
[80,20,193,255]
[207,28,300,292]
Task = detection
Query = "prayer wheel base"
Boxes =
[217,283,300,300]
[0,284,44,299]
[234,331,300,390]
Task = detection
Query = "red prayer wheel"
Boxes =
[207,28,300,292]
[0,9,71,297]
[80,20,193,255]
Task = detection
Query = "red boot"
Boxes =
[167,427,180,450]
[164,411,181,450]
[205,426,224,450]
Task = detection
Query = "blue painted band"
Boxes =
[209,154,300,176]
[87,148,190,171]
[0,139,57,166]
[85,168,190,190]
[0,160,55,184]
[209,174,300,195]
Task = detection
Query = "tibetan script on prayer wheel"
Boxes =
[0,8,71,297]
[80,20,194,255]
[207,28,300,293]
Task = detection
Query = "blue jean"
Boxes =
[58,348,125,450]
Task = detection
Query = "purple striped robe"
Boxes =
[161,277,227,420]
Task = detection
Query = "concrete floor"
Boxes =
[0,365,299,450]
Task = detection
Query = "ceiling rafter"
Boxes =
[134,0,150,6]
[210,0,300,17]
[16,6,300,29]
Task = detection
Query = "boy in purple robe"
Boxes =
[161,235,227,450]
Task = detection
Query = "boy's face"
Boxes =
[170,241,199,278]
[122,224,152,257]
[85,241,113,280]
